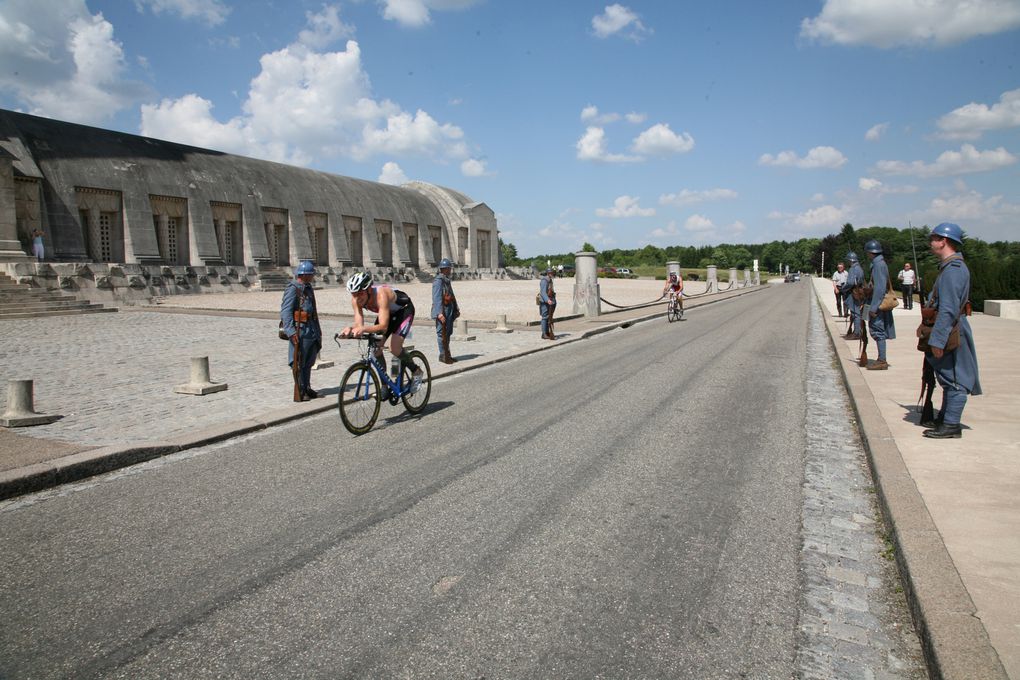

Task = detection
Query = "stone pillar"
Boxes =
[754,271,761,285]
[572,251,600,317]
[706,265,718,293]
[728,267,738,287]
[744,269,751,286]
[0,149,31,262]
[666,260,681,279]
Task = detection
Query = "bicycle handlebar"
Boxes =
[334,331,385,342]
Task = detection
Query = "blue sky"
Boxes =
[2,0,1019,256]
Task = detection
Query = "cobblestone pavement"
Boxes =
[0,309,555,449]
[797,300,926,678]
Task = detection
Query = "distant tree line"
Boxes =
[502,224,1020,311]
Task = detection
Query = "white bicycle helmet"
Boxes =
[346,271,373,293]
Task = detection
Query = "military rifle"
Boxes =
[858,303,869,367]
[915,266,937,422]
[292,291,304,402]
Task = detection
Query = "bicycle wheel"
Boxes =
[338,362,381,435]
[400,350,432,414]
[667,300,679,323]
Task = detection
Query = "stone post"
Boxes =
[572,251,600,317]
[744,269,751,286]
[728,267,738,287]
[174,356,228,395]
[666,260,681,280]
[1,380,61,427]
[706,265,718,293]
[755,271,761,285]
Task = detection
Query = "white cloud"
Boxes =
[378,161,409,185]
[800,0,1020,48]
[460,158,489,176]
[580,105,619,124]
[140,7,478,168]
[859,176,920,194]
[793,204,851,229]
[684,214,715,232]
[810,192,826,202]
[631,123,695,155]
[134,0,230,25]
[759,145,847,169]
[297,5,354,49]
[0,2,149,124]
[649,220,680,239]
[659,188,737,206]
[575,126,640,163]
[378,0,481,28]
[875,144,1017,177]
[936,88,1020,140]
[595,195,655,218]
[625,112,647,124]
[914,188,1020,241]
[865,122,889,141]
[591,3,650,41]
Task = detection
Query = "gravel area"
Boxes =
[152,278,711,323]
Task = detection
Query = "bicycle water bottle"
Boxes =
[390,356,400,380]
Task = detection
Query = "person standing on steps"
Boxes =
[431,258,460,364]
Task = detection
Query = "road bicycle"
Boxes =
[667,292,684,323]
[333,332,432,435]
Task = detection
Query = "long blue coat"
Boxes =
[926,254,982,395]
[868,254,896,340]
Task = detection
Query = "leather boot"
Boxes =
[919,415,943,428]
[923,423,962,439]
[442,340,456,363]
[866,359,889,370]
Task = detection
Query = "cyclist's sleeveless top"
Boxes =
[364,285,412,313]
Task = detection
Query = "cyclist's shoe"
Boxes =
[410,368,424,394]
[379,384,390,401]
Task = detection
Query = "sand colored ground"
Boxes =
[154,277,712,323]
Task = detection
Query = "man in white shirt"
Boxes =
[897,262,917,310]
[831,262,848,317]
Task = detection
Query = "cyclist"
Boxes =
[662,271,684,313]
[340,272,424,393]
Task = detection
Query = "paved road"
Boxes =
[0,283,924,678]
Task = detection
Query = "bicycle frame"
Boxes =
[336,334,406,401]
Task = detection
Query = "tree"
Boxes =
[499,238,519,266]
[581,242,597,253]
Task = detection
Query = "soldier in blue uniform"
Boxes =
[841,251,864,339]
[539,268,557,340]
[865,239,896,370]
[431,258,460,364]
[923,223,981,439]
[280,260,322,401]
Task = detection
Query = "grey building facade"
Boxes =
[0,109,501,301]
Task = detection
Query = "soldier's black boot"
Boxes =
[919,414,943,428]
[923,422,962,439]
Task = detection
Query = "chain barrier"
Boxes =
[598,295,666,309]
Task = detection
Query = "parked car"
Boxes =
[616,268,632,275]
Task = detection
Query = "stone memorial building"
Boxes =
[0,108,500,302]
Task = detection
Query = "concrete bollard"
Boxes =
[453,318,476,342]
[490,314,513,333]
[1,380,62,427]
[706,265,718,293]
[572,251,601,317]
[312,351,334,370]
[174,356,228,395]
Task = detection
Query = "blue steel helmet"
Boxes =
[864,239,882,254]
[846,251,859,263]
[438,258,453,269]
[930,222,964,245]
[295,260,316,276]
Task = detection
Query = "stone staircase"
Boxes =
[255,266,291,292]
[0,272,117,319]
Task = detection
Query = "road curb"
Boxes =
[0,284,766,502]
[811,285,1007,680]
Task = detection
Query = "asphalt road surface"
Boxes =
[0,283,916,678]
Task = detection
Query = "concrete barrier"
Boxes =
[1,379,62,427]
[984,300,1020,320]
[173,356,228,395]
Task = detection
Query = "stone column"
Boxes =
[728,267,738,286]
[744,269,751,286]
[706,265,718,293]
[0,149,31,262]
[666,260,681,279]
[572,251,600,317]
